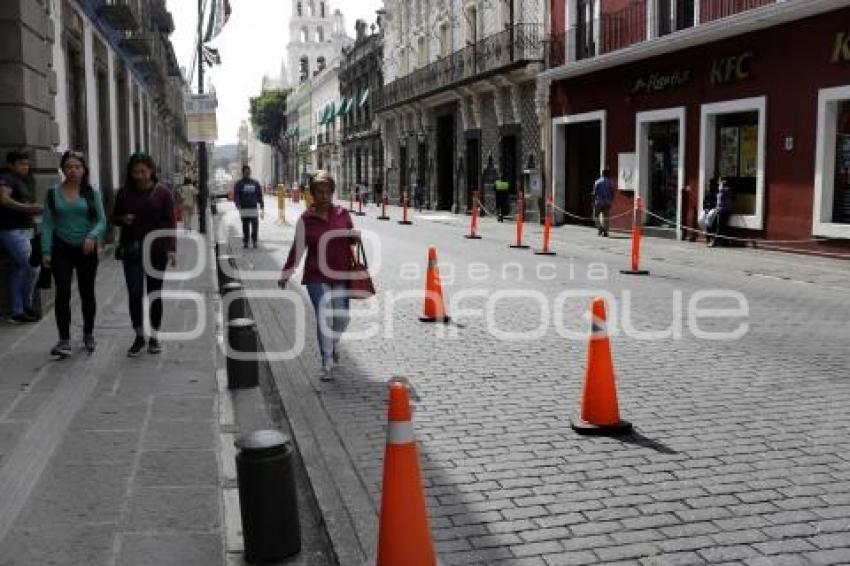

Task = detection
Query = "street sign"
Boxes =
[185,93,218,142]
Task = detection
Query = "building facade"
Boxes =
[377,0,546,215]
[0,0,187,313]
[339,19,384,200]
[279,0,351,187]
[543,0,850,253]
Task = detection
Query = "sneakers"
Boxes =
[83,334,96,353]
[50,340,72,359]
[319,366,334,381]
[148,338,162,354]
[127,336,146,357]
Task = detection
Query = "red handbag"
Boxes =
[348,240,376,299]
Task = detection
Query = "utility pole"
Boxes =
[197,0,209,234]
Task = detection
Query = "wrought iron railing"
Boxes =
[546,0,779,68]
[378,24,543,112]
[699,0,777,23]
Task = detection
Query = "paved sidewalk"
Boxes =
[226,199,850,566]
[0,240,223,565]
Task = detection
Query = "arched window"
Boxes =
[317,56,326,72]
[320,2,325,18]
[299,56,309,81]
[300,26,308,43]
[316,26,324,42]
[308,0,315,17]
[296,1,303,17]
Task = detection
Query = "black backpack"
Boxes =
[47,185,98,223]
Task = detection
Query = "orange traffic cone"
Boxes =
[419,246,450,323]
[570,297,632,435]
[376,378,436,566]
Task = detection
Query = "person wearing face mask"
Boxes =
[41,151,107,357]
[112,153,177,357]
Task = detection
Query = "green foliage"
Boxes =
[249,89,290,150]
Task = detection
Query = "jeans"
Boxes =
[123,248,168,333]
[594,203,611,235]
[0,229,38,315]
[241,211,259,245]
[305,283,351,369]
[52,238,98,340]
[495,192,509,221]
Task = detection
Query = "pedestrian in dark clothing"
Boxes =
[112,153,177,357]
[592,168,615,237]
[0,150,42,323]
[42,151,107,357]
[233,165,264,248]
[710,178,733,247]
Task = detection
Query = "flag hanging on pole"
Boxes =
[204,0,231,43]
[203,46,222,66]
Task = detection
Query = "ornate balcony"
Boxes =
[96,0,140,32]
[378,24,543,112]
[699,0,777,23]
[120,30,151,57]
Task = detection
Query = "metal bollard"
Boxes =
[226,318,259,389]
[217,254,237,291]
[235,430,301,563]
[222,282,249,321]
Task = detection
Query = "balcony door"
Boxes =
[576,0,596,60]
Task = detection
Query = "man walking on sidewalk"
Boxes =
[592,168,615,237]
[233,165,264,249]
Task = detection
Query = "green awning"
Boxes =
[323,102,336,124]
[338,97,352,116]
[358,89,370,107]
[335,99,347,116]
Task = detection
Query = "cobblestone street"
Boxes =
[228,200,850,565]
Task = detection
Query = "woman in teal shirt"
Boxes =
[41,151,107,358]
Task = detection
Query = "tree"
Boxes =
[249,88,290,152]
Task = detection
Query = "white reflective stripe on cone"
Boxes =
[387,421,415,445]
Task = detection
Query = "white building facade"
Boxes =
[377,0,546,214]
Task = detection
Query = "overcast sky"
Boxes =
[167,0,383,144]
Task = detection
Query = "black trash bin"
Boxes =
[226,318,258,389]
[222,282,249,322]
[235,430,301,563]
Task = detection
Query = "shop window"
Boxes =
[831,102,850,224]
[713,111,758,216]
[699,97,765,230]
[658,0,695,36]
[814,86,850,237]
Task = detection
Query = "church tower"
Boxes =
[286,0,351,87]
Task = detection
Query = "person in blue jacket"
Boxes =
[233,165,265,249]
[42,151,107,357]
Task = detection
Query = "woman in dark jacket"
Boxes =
[111,153,177,357]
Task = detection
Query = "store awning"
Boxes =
[358,88,370,107]
[338,97,353,116]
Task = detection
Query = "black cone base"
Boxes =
[355,212,366,216]
[464,235,482,239]
[398,220,413,225]
[535,250,556,256]
[419,316,451,324]
[510,244,530,249]
[570,414,633,436]
[378,216,390,220]
[620,269,650,276]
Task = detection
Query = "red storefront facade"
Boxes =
[545,1,850,253]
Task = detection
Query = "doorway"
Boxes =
[647,120,679,226]
[436,114,455,210]
[637,108,686,238]
[564,121,601,223]
[399,145,408,196]
[465,136,480,212]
